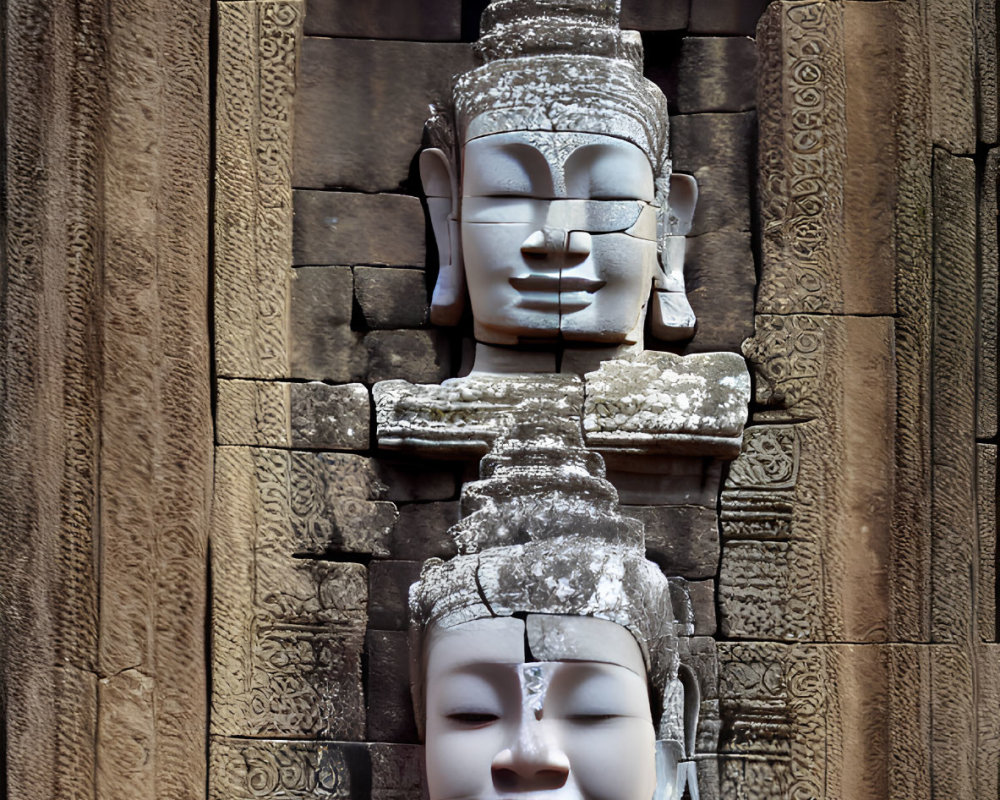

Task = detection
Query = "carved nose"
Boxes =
[521,228,592,258]
[491,721,570,792]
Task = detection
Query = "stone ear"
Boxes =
[666,172,698,236]
[650,172,698,341]
[420,148,466,326]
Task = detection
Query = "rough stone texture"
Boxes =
[688,0,770,36]
[355,267,430,329]
[1,0,212,796]
[216,0,300,379]
[369,561,425,630]
[365,330,452,384]
[670,112,755,236]
[683,231,756,354]
[294,38,475,192]
[724,315,896,641]
[370,743,428,800]
[583,352,751,457]
[366,630,419,744]
[389,502,462,560]
[620,0,687,30]
[217,379,371,450]
[686,580,717,636]
[213,449,370,739]
[977,0,999,144]
[978,446,997,642]
[756,1,898,316]
[375,462,462,503]
[979,645,1000,798]
[675,37,756,114]
[210,738,372,800]
[979,149,999,440]
[606,457,724,507]
[288,266,366,382]
[930,150,978,643]
[622,504,720,578]
[293,190,427,267]
[927,0,977,154]
[304,0,462,40]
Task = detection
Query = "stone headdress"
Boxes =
[409,418,689,751]
[431,0,671,175]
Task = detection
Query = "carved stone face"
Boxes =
[422,615,660,800]
[459,131,658,346]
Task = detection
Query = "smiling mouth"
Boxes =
[509,275,606,311]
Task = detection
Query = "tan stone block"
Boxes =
[293,37,475,191]
[97,671,155,800]
[215,1,301,379]
[303,0,461,40]
[756,1,899,316]
[684,230,756,354]
[210,738,371,799]
[927,0,977,154]
[978,446,997,642]
[976,0,999,144]
[288,265,367,381]
[978,644,1000,798]
[931,150,978,643]
[217,378,370,450]
[293,190,427,267]
[979,149,999,440]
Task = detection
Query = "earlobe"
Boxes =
[420,148,466,326]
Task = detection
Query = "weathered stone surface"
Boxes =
[375,373,584,457]
[927,0,977,154]
[210,738,371,800]
[375,461,461,503]
[686,580,717,636]
[355,267,430,329]
[304,0,462,40]
[756,2,899,316]
[216,0,299,379]
[369,561,424,630]
[675,37,756,114]
[688,0,770,36]
[289,266,367,382]
[389,501,462,560]
[620,0,688,30]
[623,505,720,579]
[979,645,1000,798]
[604,455,724,507]
[370,743,428,800]
[670,112,755,236]
[724,316,896,641]
[217,379,370,450]
[293,190,426,267]
[977,0,999,144]
[931,150,978,643]
[979,446,997,642]
[366,330,451,384]
[366,630,419,743]
[683,231,756,354]
[294,37,475,192]
[583,352,751,457]
[979,149,999,440]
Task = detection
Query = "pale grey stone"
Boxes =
[290,382,370,450]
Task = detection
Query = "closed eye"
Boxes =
[564,713,621,724]
[447,712,501,727]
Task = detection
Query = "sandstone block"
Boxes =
[375,461,461,503]
[684,230,756,353]
[355,267,430,329]
[620,0,688,30]
[210,738,371,799]
[688,0,770,35]
[675,37,756,114]
[670,112,755,236]
[294,38,475,192]
[366,630,418,743]
[304,0,461,40]
[217,379,370,450]
[369,560,424,630]
[365,330,451,384]
[370,743,428,800]
[979,446,997,641]
[979,149,998,439]
[288,266,367,381]
[622,504,720,578]
[389,502,462,560]
[977,0,999,144]
[293,190,426,267]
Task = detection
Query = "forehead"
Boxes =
[425,614,647,679]
[464,130,652,169]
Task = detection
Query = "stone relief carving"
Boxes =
[409,420,705,800]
